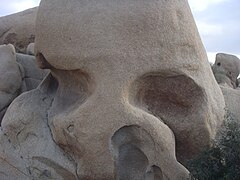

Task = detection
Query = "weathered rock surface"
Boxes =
[212,53,240,88]
[0,74,77,180]
[0,44,22,121]
[0,7,37,53]
[1,0,225,179]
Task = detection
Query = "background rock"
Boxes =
[0,45,48,123]
[16,53,49,91]
[26,42,35,55]
[0,44,22,123]
[212,53,240,88]
[0,7,37,53]
[221,86,240,121]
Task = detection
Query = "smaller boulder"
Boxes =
[16,53,48,90]
[0,45,49,123]
[212,53,240,122]
[0,44,22,122]
[0,7,37,53]
[26,42,35,55]
[212,53,240,88]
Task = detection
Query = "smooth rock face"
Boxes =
[0,44,22,122]
[0,7,37,53]
[1,0,225,179]
[212,53,240,88]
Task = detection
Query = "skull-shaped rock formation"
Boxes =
[0,0,225,179]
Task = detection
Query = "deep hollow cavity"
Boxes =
[129,72,205,161]
[111,125,163,180]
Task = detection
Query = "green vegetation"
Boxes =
[187,111,240,180]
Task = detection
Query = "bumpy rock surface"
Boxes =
[1,0,225,179]
[212,53,240,88]
[0,7,37,53]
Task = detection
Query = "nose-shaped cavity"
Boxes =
[111,125,163,180]
[144,165,163,180]
[129,72,206,162]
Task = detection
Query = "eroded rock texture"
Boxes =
[0,0,225,179]
[0,7,37,53]
[1,74,77,180]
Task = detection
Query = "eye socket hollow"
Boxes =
[129,72,206,162]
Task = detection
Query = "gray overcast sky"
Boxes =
[0,0,239,63]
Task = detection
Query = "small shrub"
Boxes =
[187,110,240,180]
